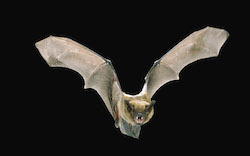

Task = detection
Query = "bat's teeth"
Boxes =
[135,116,144,124]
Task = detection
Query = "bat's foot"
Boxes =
[115,119,119,128]
[120,119,141,139]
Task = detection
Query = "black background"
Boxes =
[7,1,245,155]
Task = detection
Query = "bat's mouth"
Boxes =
[134,116,144,124]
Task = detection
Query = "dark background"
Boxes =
[7,1,245,155]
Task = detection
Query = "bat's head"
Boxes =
[124,99,156,125]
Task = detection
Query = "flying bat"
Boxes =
[35,26,229,138]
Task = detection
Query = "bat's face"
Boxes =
[125,100,155,125]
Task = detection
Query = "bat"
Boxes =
[35,26,229,138]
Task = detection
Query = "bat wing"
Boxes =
[143,27,229,98]
[35,36,122,119]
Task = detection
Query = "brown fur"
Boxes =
[118,92,154,126]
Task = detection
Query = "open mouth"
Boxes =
[134,116,144,124]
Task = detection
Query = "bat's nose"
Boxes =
[136,116,143,120]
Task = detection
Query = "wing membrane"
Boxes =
[143,27,229,98]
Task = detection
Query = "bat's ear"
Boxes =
[146,100,156,112]
[125,100,134,112]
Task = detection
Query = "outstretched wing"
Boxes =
[35,36,122,118]
[143,27,229,98]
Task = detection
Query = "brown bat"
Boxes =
[35,26,229,138]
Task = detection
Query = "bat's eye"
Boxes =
[125,100,134,112]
